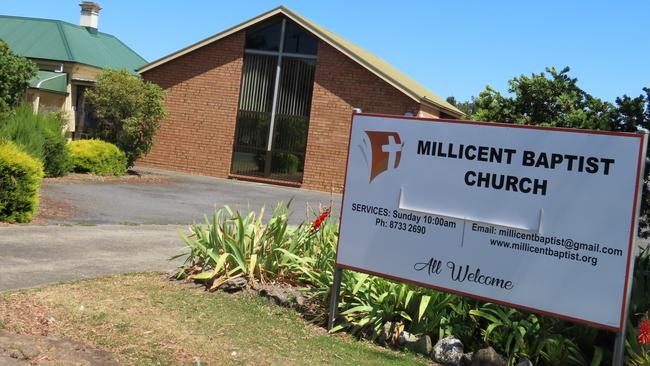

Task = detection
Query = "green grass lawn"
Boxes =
[0,273,429,365]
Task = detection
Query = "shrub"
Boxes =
[0,105,48,159]
[85,69,166,167]
[626,247,650,365]
[0,105,71,177]
[273,153,300,174]
[253,153,301,175]
[177,204,304,286]
[69,139,127,176]
[0,141,44,222]
[0,39,37,114]
[43,129,72,177]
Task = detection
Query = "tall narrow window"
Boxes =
[231,16,317,183]
[230,54,276,177]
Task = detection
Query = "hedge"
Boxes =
[69,139,127,176]
[0,141,44,222]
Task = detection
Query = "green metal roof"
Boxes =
[0,15,147,72]
[29,70,68,94]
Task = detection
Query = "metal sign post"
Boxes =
[612,131,648,366]
[327,266,343,331]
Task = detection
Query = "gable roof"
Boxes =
[0,15,147,72]
[138,6,463,117]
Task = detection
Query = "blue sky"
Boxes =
[2,1,648,103]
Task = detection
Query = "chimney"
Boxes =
[79,2,101,29]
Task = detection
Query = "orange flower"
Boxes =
[638,317,650,345]
[311,207,331,232]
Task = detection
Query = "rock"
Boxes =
[397,331,432,356]
[257,284,306,309]
[412,335,432,355]
[471,347,507,366]
[432,336,464,366]
[291,291,305,307]
[460,353,474,366]
[516,358,533,366]
[219,277,248,292]
[377,321,394,346]
[397,331,417,346]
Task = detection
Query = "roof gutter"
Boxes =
[421,96,465,118]
[28,88,69,96]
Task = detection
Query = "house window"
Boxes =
[231,16,317,183]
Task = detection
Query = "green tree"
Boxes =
[446,96,477,117]
[613,88,650,235]
[466,66,650,236]
[85,69,166,167]
[471,66,617,130]
[0,39,37,114]
[613,88,650,133]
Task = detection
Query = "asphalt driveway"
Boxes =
[0,225,182,291]
[40,167,341,225]
[0,168,341,290]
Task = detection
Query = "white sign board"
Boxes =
[336,113,645,330]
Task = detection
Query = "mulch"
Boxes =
[30,196,77,224]
[43,170,173,185]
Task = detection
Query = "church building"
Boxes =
[138,6,462,192]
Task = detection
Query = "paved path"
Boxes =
[0,225,183,291]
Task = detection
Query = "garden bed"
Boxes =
[172,203,650,366]
[43,169,172,185]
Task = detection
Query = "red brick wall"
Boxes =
[138,33,244,177]
[418,104,441,119]
[301,41,429,192]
